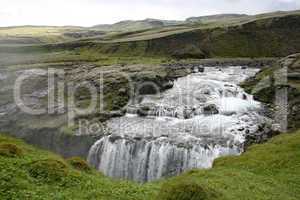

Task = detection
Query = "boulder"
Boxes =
[109,134,123,143]
[137,106,150,117]
[203,104,219,115]
[198,67,205,73]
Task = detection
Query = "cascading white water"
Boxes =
[88,66,271,182]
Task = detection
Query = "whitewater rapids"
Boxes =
[88,66,271,182]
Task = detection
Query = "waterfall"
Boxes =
[88,66,271,182]
[88,136,239,182]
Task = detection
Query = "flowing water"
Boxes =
[88,66,271,182]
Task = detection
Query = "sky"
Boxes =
[0,0,299,27]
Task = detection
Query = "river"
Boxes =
[88,66,272,182]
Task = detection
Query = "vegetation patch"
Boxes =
[67,157,91,172]
[0,143,23,157]
[26,159,69,183]
[159,180,217,200]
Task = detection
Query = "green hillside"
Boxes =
[1,10,299,47]
[186,14,248,23]
[1,128,300,200]
[76,13,300,59]
[19,10,299,61]
[92,18,184,32]
[2,10,297,67]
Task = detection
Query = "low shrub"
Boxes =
[67,157,91,172]
[0,143,23,157]
[159,180,215,200]
[27,159,68,183]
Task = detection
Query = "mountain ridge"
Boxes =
[1,9,299,45]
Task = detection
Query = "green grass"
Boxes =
[0,44,170,67]
[1,129,300,199]
[0,134,158,200]
[159,130,300,200]
[0,26,81,43]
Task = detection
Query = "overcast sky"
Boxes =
[0,0,299,27]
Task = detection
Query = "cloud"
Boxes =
[0,0,299,26]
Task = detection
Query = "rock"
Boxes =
[198,67,205,73]
[192,67,198,73]
[109,111,125,118]
[202,89,211,95]
[177,143,193,149]
[163,81,174,90]
[222,111,237,116]
[238,127,245,131]
[118,88,127,94]
[140,85,159,95]
[137,106,150,117]
[183,108,194,119]
[203,104,219,115]
[292,105,299,112]
[196,96,207,103]
[109,134,123,143]
[258,124,264,132]
[134,136,143,141]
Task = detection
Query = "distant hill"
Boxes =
[0,10,300,47]
[92,18,184,32]
[186,14,248,23]
[91,14,250,32]
[91,14,251,31]
[65,11,300,59]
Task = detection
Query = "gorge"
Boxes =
[1,6,300,199]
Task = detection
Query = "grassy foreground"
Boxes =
[0,134,158,200]
[0,129,300,200]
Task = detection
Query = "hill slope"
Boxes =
[186,13,248,23]
[93,18,184,32]
[51,12,300,59]
[1,129,300,200]
[1,10,299,48]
